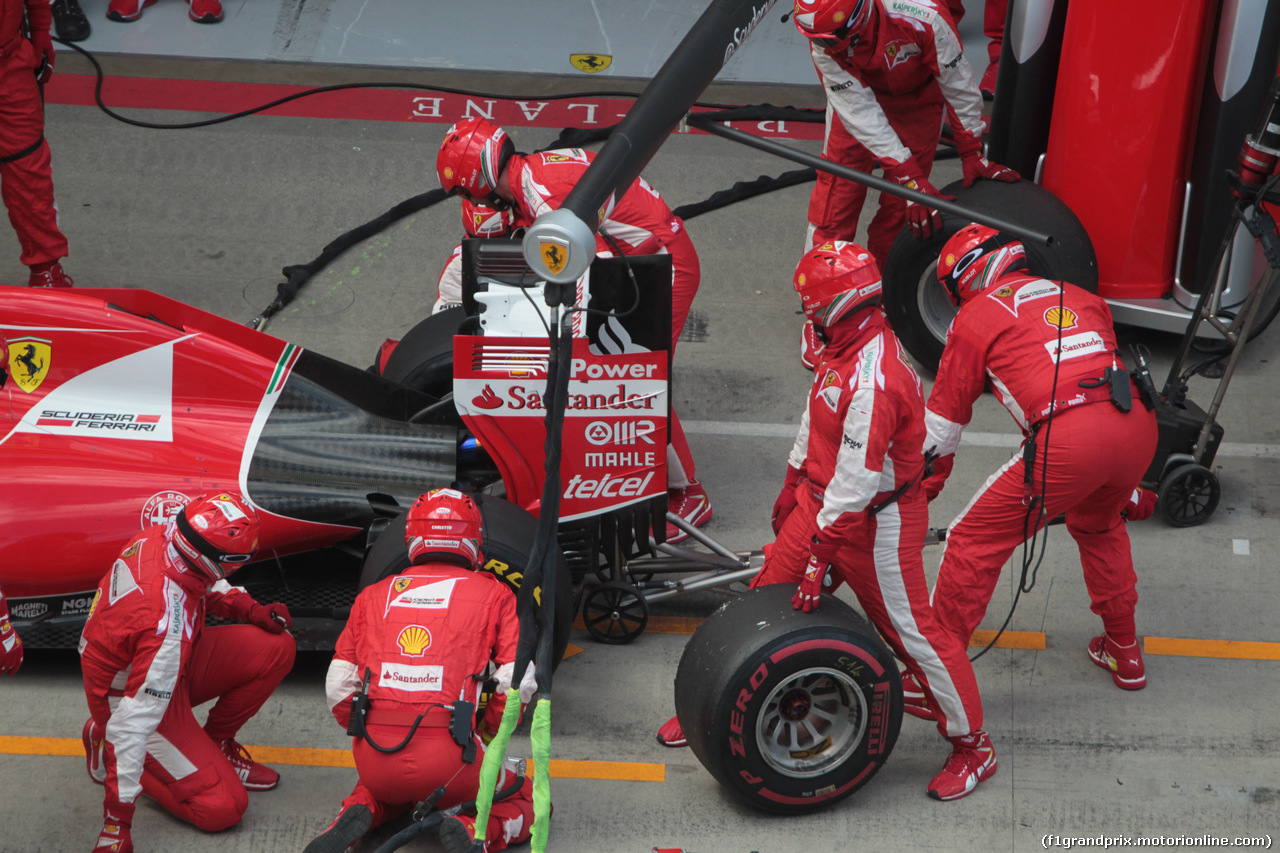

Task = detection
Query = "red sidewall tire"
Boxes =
[674,585,903,814]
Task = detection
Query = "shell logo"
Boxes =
[397,624,432,656]
[1044,306,1078,330]
[443,167,454,179]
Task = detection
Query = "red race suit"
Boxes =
[0,0,68,268]
[79,525,296,831]
[806,0,985,262]
[324,562,535,850]
[503,147,702,487]
[923,275,1158,645]
[753,309,983,738]
[0,582,22,673]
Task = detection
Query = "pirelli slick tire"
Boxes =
[359,495,574,669]
[674,584,902,815]
[881,179,1098,372]
[380,306,469,398]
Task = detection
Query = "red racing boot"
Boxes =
[439,815,484,853]
[665,480,712,544]
[900,672,937,721]
[105,0,155,22]
[655,714,687,748]
[303,804,373,853]
[928,730,996,801]
[188,0,223,23]
[214,737,280,791]
[1088,633,1146,690]
[27,262,73,288]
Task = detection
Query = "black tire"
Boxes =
[359,495,574,669]
[882,179,1099,372]
[1157,463,1220,528]
[674,585,902,815]
[380,307,470,397]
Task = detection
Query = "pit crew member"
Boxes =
[437,118,710,542]
[433,198,514,315]
[1,0,74,287]
[372,198,513,375]
[0,583,22,674]
[79,492,295,853]
[922,224,1159,696]
[305,488,536,853]
[660,242,995,801]
[791,0,1018,367]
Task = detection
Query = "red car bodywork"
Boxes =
[2,288,363,601]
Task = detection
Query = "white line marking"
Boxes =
[683,421,1280,459]
[1234,539,1251,556]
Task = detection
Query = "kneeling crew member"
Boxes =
[80,492,295,853]
[305,488,536,853]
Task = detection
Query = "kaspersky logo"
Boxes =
[8,337,51,393]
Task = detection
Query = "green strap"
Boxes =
[472,686,523,843]
[530,697,552,852]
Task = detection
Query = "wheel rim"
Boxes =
[1165,470,1217,524]
[914,262,956,347]
[582,584,647,644]
[755,666,868,778]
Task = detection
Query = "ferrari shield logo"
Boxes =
[393,577,413,594]
[540,241,569,275]
[8,337,51,394]
[570,54,612,73]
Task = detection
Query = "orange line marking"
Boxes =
[0,737,665,781]
[969,629,1046,650]
[1144,636,1280,660]
[572,614,703,635]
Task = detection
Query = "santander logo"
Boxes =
[471,385,503,410]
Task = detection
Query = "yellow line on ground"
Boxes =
[575,614,1048,646]
[1,736,82,757]
[0,737,665,782]
[573,615,702,635]
[969,629,1046,650]
[533,759,665,782]
[1145,636,1280,660]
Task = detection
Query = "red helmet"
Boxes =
[793,241,883,331]
[793,0,873,48]
[461,198,512,238]
[171,492,261,581]
[405,488,484,569]
[437,118,514,201]
[937,223,1028,307]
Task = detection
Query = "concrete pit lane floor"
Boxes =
[2,3,1280,851]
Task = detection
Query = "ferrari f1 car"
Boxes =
[0,283,584,654]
